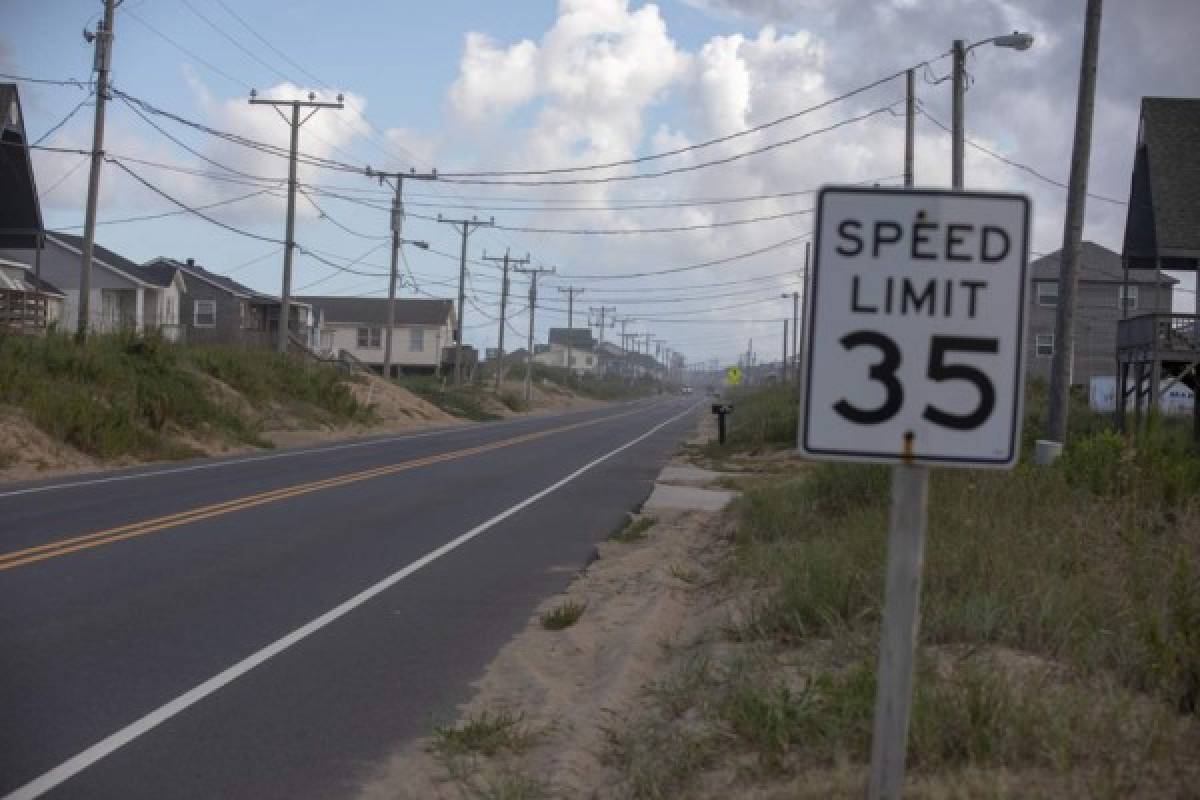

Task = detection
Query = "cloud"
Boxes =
[447,33,539,124]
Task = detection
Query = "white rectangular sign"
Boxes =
[799,187,1030,467]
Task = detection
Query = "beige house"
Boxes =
[301,296,456,376]
[533,328,600,375]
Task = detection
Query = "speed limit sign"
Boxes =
[799,187,1030,467]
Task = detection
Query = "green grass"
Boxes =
[397,376,502,421]
[703,384,797,456]
[431,710,538,759]
[0,332,375,462]
[609,383,1200,795]
[612,515,656,543]
[540,599,586,630]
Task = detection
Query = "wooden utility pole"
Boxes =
[905,68,915,189]
[558,286,585,376]
[437,214,494,384]
[368,168,436,379]
[1047,0,1104,445]
[951,39,966,190]
[77,0,116,340]
[483,250,529,392]
[250,90,344,352]
[589,305,616,343]
[514,265,555,402]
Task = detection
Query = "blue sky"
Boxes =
[5,0,1198,364]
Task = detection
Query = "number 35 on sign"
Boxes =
[799,187,1031,468]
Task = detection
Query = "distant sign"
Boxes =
[799,187,1030,467]
[725,366,742,386]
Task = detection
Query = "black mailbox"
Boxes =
[710,403,733,444]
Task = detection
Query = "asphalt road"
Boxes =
[0,396,699,799]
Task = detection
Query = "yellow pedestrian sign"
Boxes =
[725,366,742,386]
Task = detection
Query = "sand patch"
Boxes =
[357,505,731,799]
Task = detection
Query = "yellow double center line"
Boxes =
[0,405,655,572]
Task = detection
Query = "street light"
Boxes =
[402,239,429,250]
[952,30,1034,188]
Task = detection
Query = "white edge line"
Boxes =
[0,398,658,500]
[3,400,697,800]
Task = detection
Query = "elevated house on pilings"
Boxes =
[1117,97,1200,436]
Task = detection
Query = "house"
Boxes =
[533,328,600,375]
[0,257,65,332]
[299,296,456,376]
[0,83,63,333]
[0,83,41,253]
[1025,241,1175,387]
[0,234,187,337]
[148,257,312,347]
[1117,96,1200,431]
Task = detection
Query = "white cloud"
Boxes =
[447,33,539,124]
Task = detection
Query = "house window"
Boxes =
[409,327,425,352]
[1119,285,1138,311]
[1036,281,1058,308]
[194,299,216,328]
[1036,334,1054,358]
[585,356,593,366]
[357,327,382,349]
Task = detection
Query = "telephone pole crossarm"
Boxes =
[513,265,556,402]
[438,214,495,384]
[249,89,346,353]
[371,168,437,379]
[483,250,530,392]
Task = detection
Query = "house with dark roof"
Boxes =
[533,327,600,375]
[0,83,42,252]
[299,296,456,376]
[0,83,64,333]
[1026,241,1176,386]
[1122,97,1200,275]
[0,234,187,337]
[147,257,312,346]
[1115,96,1200,429]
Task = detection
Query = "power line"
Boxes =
[438,105,899,186]
[439,52,949,177]
[32,96,94,145]
[915,102,1127,205]
[559,233,809,280]
[107,157,286,244]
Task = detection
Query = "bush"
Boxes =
[498,390,529,412]
[397,376,501,421]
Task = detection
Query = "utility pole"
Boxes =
[558,286,585,376]
[77,0,116,341]
[368,167,436,379]
[951,39,966,190]
[483,250,529,392]
[250,89,344,353]
[1047,0,1104,447]
[905,68,915,189]
[514,265,555,402]
[589,305,616,343]
[438,214,494,384]
[782,319,789,382]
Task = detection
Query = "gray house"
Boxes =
[0,234,187,337]
[146,257,312,347]
[1026,241,1176,386]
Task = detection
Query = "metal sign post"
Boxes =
[798,187,1030,799]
